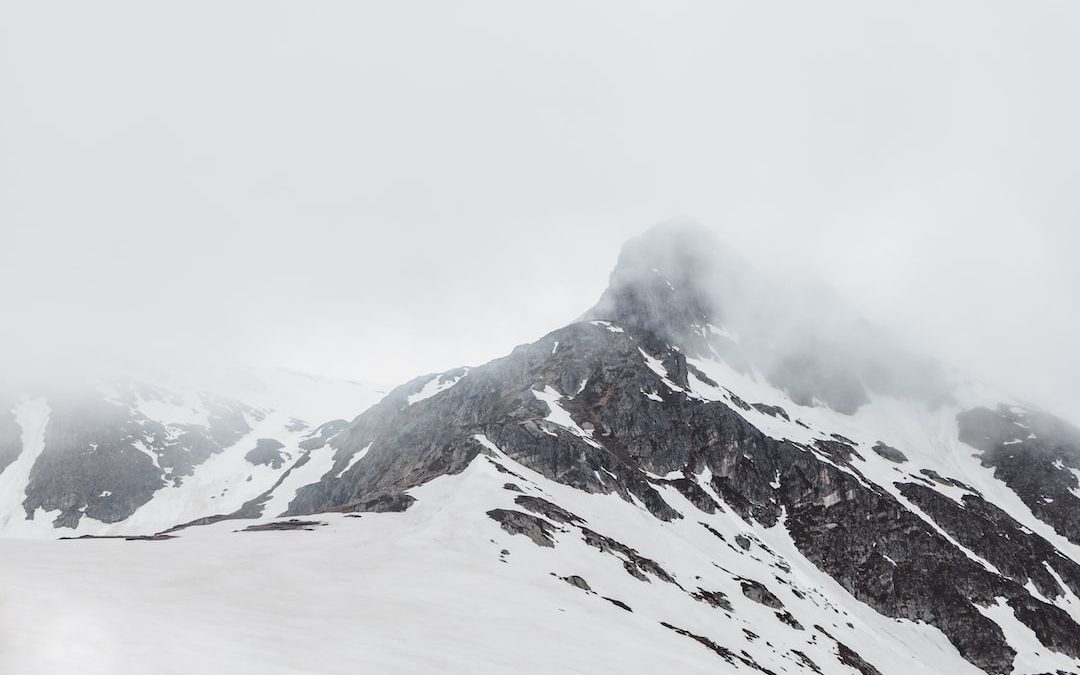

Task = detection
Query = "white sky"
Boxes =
[2,1,1078,422]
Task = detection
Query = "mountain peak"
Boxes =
[589,221,953,413]
[587,221,744,351]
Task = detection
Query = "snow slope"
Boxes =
[2,224,1078,675]
[0,449,985,675]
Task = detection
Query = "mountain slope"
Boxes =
[2,223,1079,675]
[276,224,1080,674]
[0,368,387,537]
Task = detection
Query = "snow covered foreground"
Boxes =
[1,443,989,675]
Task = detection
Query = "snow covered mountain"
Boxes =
[0,367,388,537]
[2,223,1079,675]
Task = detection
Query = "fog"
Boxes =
[2,2,1078,422]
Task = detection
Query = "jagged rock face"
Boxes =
[0,372,386,534]
[19,385,259,527]
[283,225,1080,674]
[24,390,166,527]
[3,225,1078,674]
[245,438,289,469]
[958,405,1080,546]
[285,318,1080,673]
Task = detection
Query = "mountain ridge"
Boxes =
[1,224,1079,674]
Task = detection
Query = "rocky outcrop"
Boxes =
[486,509,556,547]
[242,519,325,532]
[896,482,1080,600]
[77,223,1068,674]
[871,442,907,463]
[740,579,785,609]
[513,495,584,525]
[277,298,1080,673]
[244,438,288,469]
[24,390,165,527]
[14,381,263,528]
[959,405,1080,546]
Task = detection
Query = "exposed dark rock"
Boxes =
[286,418,309,432]
[602,597,632,612]
[561,575,591,591]
[701,522,727,542]
[918,469,979,494]
[871,442,907,463]
[897,482,1080,601]
[579,526,677,584]
[26,226,1080,674]
[740,579,784,609]
[486,509,556,548]
[59,533,175,541]
[752,404,790,421]
[244,438,288,469]
[251,225,1078,674]
[242,519,326,532]
[692,588,733,611]
[776,611,804,631]
[514,495,584,524]
[157,397,253,480]
[958,405,1080,546]
[660,622,778,674]
[814,439,865,464]
[486,459,524,479]
[727,392,753,412]
[790,649,821,673]
[502,482,523,492]
[834,644,883,675]
[278,314,1076,674]
[814,626,884,675]
[163,449,322,533]
[299,420,349,451]
[15,383,257,528]
[23,390,165,527]
[338,492,415,513]
[658,476,721,513]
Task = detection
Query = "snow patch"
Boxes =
[336,443,373,479]
[590,320,624,333]
[977,597,1080,674]
[408,371,467,405]
[638,348,688,395]
[531,387,602,449]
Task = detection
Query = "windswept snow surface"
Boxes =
[0,450,988,675]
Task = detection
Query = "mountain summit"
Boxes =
[2,224,1079,675]
[589,222,952,412]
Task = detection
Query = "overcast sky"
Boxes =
[2,1,1078,422]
